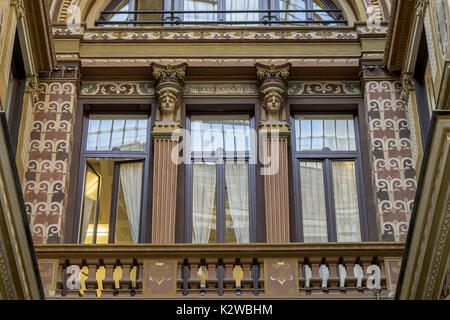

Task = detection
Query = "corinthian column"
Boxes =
[255,63,292,243]
[150,62,187,244]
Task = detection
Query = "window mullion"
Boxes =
[216,161,226,243]
[323,158,337,242]
[108,162,121,244]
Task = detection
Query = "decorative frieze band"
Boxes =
[53,25,389,42]
[80,81,362,97]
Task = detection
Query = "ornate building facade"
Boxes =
[0,0,448,300]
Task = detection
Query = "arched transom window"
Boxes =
[98,0,346,26]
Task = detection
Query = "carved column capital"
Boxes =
[150,62,187,132]
[255,63,291,129]
[26,74,40,103]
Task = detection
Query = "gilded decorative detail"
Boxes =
[400,73,414,102]
[38,259,58,297]
[385,258,402,296]
[184,82,258,96]
[288,81,361,95]
[424,12,438,79]
[415,0,429,17]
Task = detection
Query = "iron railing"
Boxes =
[95,9,346,26]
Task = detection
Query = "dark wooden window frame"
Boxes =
[183,100,261,244]
[5,31,26,155]
[66,98,154,243]
[287,98,378,242]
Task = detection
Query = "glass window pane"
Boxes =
[192,162,216,243]
[190,116,250,153]
[115,162,143,244]
[279,0,307,21]
[81,167,100,244]
[184,0,218,22]
[332,161,361,242]
[225,162,249,243]
[300,161,328,242]
[86,115,148,151]
[225,0,259,22]
[295,115,356,151]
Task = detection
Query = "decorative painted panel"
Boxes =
[80,81,361,97]
[23,81,76,244]
[264,258,299,297]
[38,259,58,297]
[365,80,417,241]
[142,259,177,297]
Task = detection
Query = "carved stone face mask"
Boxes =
[265,91,282,113]
[159,91,177,114]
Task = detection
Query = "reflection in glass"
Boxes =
[116,162,143,244]
[300,161,328,242]
[225,162,249,243]
[81,167,100,244]
[295,115,356,151]
[86,115,147,151]
[332,162,361,242]
[192,162,217,243]
[279,0,307,21]
[191,116,250,153]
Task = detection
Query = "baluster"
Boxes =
[189,259,201,294]
[303,260,312,295]
[361,258,373,294]
[327,258,339,293]
[251,258,260,296]
[112,261,122,296]
[258,260,264,295]
[84,259,98,297]
[232,259,243,296]
[353,260,364,293]
[240,258,252,296]
[206,259,218,295]
[56,262,64,296]
[134,260,142,297]
[119,259,133,295]
[310,257,322,294]
[96,263,106,297]
[223,258,234,295]
[319,263,329,294]
[62,259,83,297]
[198,264,208,296]
[182,260,190,296]
[216,259,225,296]
[176,261,183,295]
[338,263,347,293]
[102,259,115,297]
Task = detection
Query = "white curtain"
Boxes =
[225,163,249,243]
[81,197,94,244]
[332,162,361,242]
[184,0,217,22]
[300,161,328,242]
[81,170,99,244]
[192,163,216,243]
[119,162,143,243]
[226,0,259,22]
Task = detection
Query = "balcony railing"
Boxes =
[35,243,403,299]
[95,9,347,26]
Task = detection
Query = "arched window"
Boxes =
[98,0,346,26]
